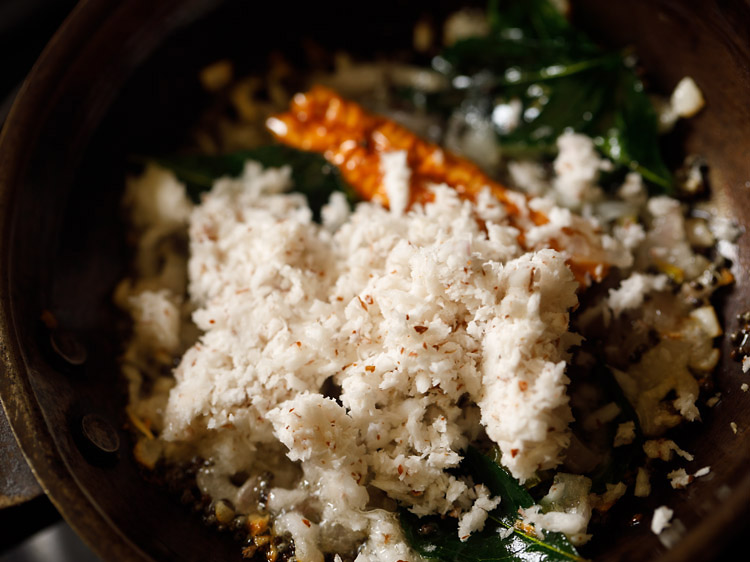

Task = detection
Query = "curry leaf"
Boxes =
[586,363,645,492]
[138,145,357,220]
[594,70,672,190]
[486,0,593,50]
[430,0,672,192]
[468,447,534,520]
[399,447,586,562]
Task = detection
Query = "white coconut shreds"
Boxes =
[165,160,584,470]
[651,505,686,549]
[117,124,734,557]
[651,506,673,535]
[613,421,636,447]
[122,158,599,552]
[380,150,411,216]
[520,473,593,545]
[667,469,692,489]
[607,273,669,318]
[552,132,612,209]
[643,439,694,462]
[457,485,502,541]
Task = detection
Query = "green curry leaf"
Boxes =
[399,447,586,562]
[137,145,358,220]
[586,363,645,492]
[431,0,672,192]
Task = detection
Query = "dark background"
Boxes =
[0,1,101,560]
[0,0,77,122]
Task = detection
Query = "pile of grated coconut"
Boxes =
[117,139,621,558]
[116,129,735,559]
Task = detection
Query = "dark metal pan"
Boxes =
[1,1,749,560]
